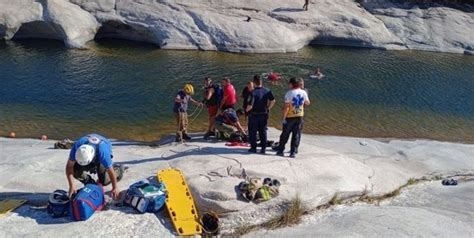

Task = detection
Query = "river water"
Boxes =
[0,39,473,142]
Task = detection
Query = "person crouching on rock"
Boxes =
[174,84,204,142]
[65,134,124,199]
[215,108,247,141]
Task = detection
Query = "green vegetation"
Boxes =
[232,195,306,236]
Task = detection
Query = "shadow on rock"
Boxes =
[119,146,249,165]
[272,7,304,12]
[0,192,70,225]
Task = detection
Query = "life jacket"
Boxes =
[205,84,223,106]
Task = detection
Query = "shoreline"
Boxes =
[3,130,474,145]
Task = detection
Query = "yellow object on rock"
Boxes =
[0,199,27,217]
[157,169,201,236]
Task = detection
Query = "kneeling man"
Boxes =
[65,134,123,199]
[215,108,247,140]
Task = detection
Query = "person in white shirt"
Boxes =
[276,77,310,158]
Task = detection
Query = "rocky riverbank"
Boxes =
[0,128,473,236]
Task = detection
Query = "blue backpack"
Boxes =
[69,184,105,221]
[124,179,166,213]
[213,84,224,106]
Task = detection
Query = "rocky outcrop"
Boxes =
[0,0,99,48]
[0,0,472,54]
[362,1,474,55]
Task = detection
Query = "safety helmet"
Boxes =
[183,84,194,95]
[75,144,95,166]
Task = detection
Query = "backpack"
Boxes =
[213,84,224,106]
[124,179,167,213]
[47,190,70,218]
[69,184,105,221]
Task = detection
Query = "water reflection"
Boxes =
[0,39,473,142]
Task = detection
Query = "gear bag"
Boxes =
[238,177,280,203]
[47,190,70,218]
[124,179,166,213]
[69,183,105,221]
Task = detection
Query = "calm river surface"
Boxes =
[0,39,473,142]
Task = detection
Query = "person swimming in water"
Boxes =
[266,70,281,85]
[310,67,324,80]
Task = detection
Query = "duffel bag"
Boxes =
[69,184,105,221]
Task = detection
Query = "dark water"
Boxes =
[0,39,473,142]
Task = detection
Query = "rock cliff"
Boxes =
[1,0,472,54]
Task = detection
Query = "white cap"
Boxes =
[75,144,95,166]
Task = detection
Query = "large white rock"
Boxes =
[0,0,472,53]
[0,129,472,236]
[0,0,99,48]
[363,1,474,54]
[43,0,100,48]
[249,181,474,237]
[0,0,43,39]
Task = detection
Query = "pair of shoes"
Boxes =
[248,148,257,153]
[289,152,296,158]
[260,149,266,155]
[276,151,284,156]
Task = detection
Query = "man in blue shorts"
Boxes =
[246,75,276,154]
[65,134,123,199]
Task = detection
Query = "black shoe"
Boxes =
[203,131,214,140]
[271,142,280,151]
[175,137,182,143]
[182,133,192,140]
[248,148,257,153]
[289,152,296,158]
[276,151,284,156]
[260,150,266,155]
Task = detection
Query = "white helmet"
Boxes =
[75,144,95,166]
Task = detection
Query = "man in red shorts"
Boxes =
[203,77,219,139]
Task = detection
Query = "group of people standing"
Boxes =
[173,75,310,158]
[63,75,310,198]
